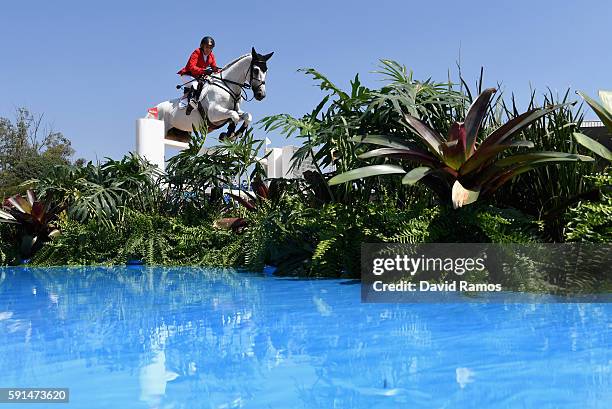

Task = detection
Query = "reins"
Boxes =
[206,71,252,106]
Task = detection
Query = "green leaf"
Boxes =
[578,91,612,132]
[401,167,432,185]
[459,140,535,176]
[481,155,595,193]
[328,164,406,185]
[480,103,568,150]
[573,132,612,161]
[358,148,437,165]
[350,134,414,150]
[494,151,594,168]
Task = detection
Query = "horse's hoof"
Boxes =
[219,132,227,141]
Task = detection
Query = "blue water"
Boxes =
[0,267,610,409]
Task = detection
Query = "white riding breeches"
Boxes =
[180,75,197,91]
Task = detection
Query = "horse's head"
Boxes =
[250,47,274,101]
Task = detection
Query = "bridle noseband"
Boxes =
[248,60,267,95]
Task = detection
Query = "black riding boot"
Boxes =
[185,83,200,116]
[185,88,194,116]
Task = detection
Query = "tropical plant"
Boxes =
[564,171,611,242]
[99,153,165,213]
[329,88,594,208]
[165,127,267,217]
[27,154,163,228]
[114,211,173,265]
[0,189,61,257]
[573,90,612,161]
[486,90,597,240]
[32,217,123,265]
[551,90,612,243]
[260,61,462,206]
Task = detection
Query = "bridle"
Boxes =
[204,56,266,107]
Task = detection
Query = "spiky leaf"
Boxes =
[578,91,612,131]
[402,113,445,159]
[464,88,496,153]
[328,165,406,185]
[402,167,432,185]
[573,132,612,161]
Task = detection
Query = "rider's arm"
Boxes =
[209,53,220,72]
[186,49,205,77]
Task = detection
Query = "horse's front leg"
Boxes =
[235,102,252,129]
[208,105,241,140]
[234,103,252,137]
[208,105,240,125]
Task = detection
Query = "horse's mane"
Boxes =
[222,53,251,70]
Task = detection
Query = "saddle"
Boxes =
[181,77,246,141]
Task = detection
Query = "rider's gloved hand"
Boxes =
[204,67,214,76]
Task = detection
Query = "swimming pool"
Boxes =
[0,267,610,408]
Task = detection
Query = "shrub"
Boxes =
[565,171,612,242]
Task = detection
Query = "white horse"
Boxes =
[148,47,273,140]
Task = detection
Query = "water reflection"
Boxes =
[0,267,610,408]
[139,326,179,408]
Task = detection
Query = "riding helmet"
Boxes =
[201,36,215,48]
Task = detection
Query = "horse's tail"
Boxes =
[146,106,159,119]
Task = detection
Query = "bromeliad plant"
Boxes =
[330,88,594,208]
[0,189,61,257]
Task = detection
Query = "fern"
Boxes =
[311,237,341,277]
[115,212,171,265]
[565,171,612,242]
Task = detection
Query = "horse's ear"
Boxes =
[262,51,274,61]
[251,47,257,58]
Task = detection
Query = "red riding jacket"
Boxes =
[177,48,219,77]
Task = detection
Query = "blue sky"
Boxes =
[1,0,610,161]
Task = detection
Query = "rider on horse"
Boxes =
[177,36,220,115]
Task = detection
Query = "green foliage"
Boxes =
[331,88,593,209]
[578,90,612,132]
[0,108,77,198]
[32,216,124,266]
[31,210,241,267]
[29,153,164,228]
[260,61,458,206]
[8,67,608,284]
[117,211,173,265]
[382,204,542,244]
[1,190,61,257]
[491,90,598,240]
[565,171,612,242]
[0,222,18,265]
[165,128,266,216]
